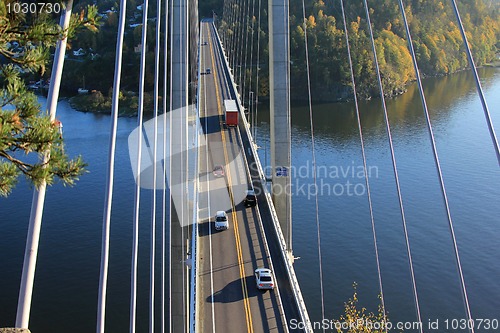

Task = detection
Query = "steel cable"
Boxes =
[247,0,256,136]
[149,0,164,330]
[398,2,475,332]
[300,1,326,330]
[168,1,174,329]
[130,0,150,331]
[254,0,262,146]
[97,0,125,329]
[450,0,500,166]
[242,0,251,104]
[338,0,388,330]
[161,1,170,332]
[96,0,123,329]
[361,1,424,331]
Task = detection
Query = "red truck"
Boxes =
[224,99,239,126]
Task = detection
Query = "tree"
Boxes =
[335,284,390,333]
[0,0,99,197]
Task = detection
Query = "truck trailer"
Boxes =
[224,99,239,126]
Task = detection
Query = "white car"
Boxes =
[255,268,275,290]
[214,211,229,231]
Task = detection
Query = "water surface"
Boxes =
[1,68,500,332]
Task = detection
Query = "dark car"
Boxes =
[244,189,257,207]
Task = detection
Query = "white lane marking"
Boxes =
[203,22,216,333]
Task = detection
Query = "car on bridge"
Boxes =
[212,165,224,178]
[255,268,275,290]
[214,211,229,231]
[244,189,257,207]
[205,68,211,75]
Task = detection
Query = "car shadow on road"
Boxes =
[198,220,212,237]
[206,275,267,304]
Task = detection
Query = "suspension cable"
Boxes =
[242,0,251,104]
[233,0,240,81]
[231,0,240,76]
[254,0,262,145]
[149,0,164,330]
[226,0,233,65]
[241,0,249,96]
[239,0,247,93]
[182,3,187,331]
[229,0,236,68]
[300,1,326,329]
[361,1,424,331]
[97,0,123,330]
[450,0,500,166]
[338,0,388,330]
[228,0,234,68]
[222,0,228,43]
[94,0,121,329]
[168,0,174,329]
[398,2,475,332]
[130,0,150,331]
[235,0,244,93]
[161,1,170,332]
[248,0,256,135]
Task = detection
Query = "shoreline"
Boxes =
[67,64,500,114]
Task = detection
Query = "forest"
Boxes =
[218,0,500,101]
[31,0,500,107]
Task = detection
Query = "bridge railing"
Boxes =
[189,111,200,333]
[189,23,203,333]
[211,22,314,333]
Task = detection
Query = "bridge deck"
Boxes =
[196,20,289,333]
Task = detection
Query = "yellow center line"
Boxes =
[207,24,254,333]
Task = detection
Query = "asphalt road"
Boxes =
[196,20,288,333]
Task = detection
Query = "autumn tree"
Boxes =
[335,284,390,333]
[288,0,500,101]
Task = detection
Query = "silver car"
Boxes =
[214,211,229,231]
[255,268,275,290]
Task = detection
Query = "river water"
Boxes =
[1,68,499,332]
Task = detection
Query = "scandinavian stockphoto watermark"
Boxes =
[251,160,379,199]
[127,105,248,227]
[128,105,379,225]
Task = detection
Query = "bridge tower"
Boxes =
[269,0,292,256]
[171,0,189,331]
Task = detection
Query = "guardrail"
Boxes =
[211,22,313,333]
[189,23,203,333]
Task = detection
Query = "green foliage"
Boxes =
[286,0,500,100]
[0,1,98,196]
[221,0,500,101]
[65,1,169,96]
[199,0,223,19]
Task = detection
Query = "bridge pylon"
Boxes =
[268,0,292,255]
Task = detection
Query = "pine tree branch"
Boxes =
[0,150,33,175]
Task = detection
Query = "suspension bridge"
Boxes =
[2,0,499,332]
